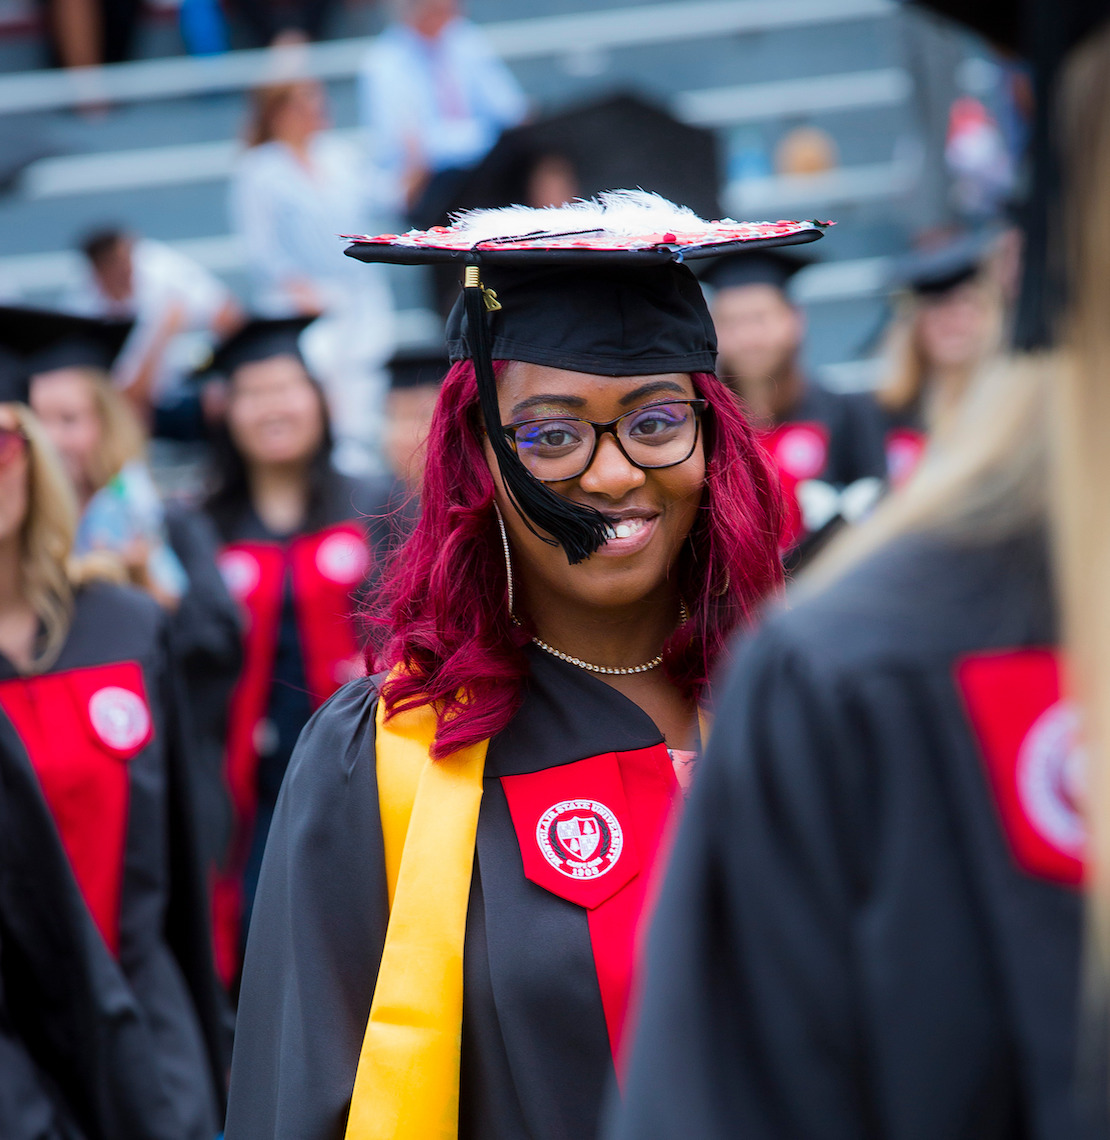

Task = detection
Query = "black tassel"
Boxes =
[464,274,610,565]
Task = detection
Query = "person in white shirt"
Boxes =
[358,0,528,225]
[229,77,395,474]
[68,229,243,432]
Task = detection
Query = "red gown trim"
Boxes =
[955,647,1084,887]
[214,521,369,986]
[0,661,153,955]
[501,744,679,1067]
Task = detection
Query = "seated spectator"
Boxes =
[358,0,528,225]
[231,77,394,473]
[65,227,243,440]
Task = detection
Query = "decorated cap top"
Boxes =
[344,190,827,267]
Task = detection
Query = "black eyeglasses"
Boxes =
[502,399,707,483]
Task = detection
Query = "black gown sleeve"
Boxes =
[611,625,879,1140]
[164,505,241,872]
[224,679,389,1140]
[0,709,183,1140]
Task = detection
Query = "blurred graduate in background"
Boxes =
[202,317,387,990]
[611,3,1110,1138]
[0,382,226,1138]
[0,305,243,933]
[700,250,887,556]
[874,232,1007,485]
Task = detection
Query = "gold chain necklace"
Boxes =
[530,601,689,676]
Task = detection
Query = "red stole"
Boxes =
[213,521,369,985]
[501,744,680,1070]
[0,661,154,955]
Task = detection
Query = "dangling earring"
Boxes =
[494,504,516,620]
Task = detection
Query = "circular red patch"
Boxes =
[536,799,624,880]
[1017,699,1085,857]
[315,532,369,584]
[89,686,150,752]
[218,550,260,599]
[773,424,828,481]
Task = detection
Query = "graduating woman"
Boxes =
[203,318,390,987]
[612,6,1110,1140]
[874,233,1006,486]
[0,395,225,1138]
[224,193,823,1140]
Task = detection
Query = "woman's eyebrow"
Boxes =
[509,393,588,418]
[618,380,687,406]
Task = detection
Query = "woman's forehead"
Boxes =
[498,362,695,408]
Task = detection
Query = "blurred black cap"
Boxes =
[204,316,316,379]
[0,304,133,378]
[387,345,450,391]
[894,231,993,296]
[697,249,813,294]
[0,347,27,404]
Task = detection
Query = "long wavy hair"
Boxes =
[368,361,785,758]
[1,404,125,673]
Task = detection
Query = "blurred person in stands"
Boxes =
[358,0,529,227]
[202,318,388,990]
[231,75,394,473]
[45,0,140,68]
[67,227,243,440]
[230,0,339,45]
[611,6,1110,1140]
[0,387,226,1138]
[701,250,887,554]
[875,233,1007,486]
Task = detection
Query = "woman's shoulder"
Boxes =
[64,580,166,665]
[285,676,382,788]
[74,578,162,625]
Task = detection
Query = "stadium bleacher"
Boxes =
[0,0,977,386]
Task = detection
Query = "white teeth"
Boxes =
[606,518,646,540]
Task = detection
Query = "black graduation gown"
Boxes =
[0,707,197,1140]
[611,529,1107,1140]
[206,468,391,985]
[0,582,227,1140]
[225,648,684,1140]
[165,505,242,875]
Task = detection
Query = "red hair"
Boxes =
[367,361,784,757]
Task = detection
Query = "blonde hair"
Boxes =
[73,367,144,494]
[802,351,1049,596]
[1054,21,1110,964]
[875,274,1007,436]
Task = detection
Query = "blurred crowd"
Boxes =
[2,0,1101,1138]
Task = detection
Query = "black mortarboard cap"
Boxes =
[445,263,717,376]
[205,316,316,379]
[344,190,826,563]
[696,249,813,294]
[0,347,27,404]
[387,344,450,390]
[911,0,1110,347]
[894,230,993,296]
[0,304,132,377]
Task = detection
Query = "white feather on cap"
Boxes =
[445,189,707,243]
